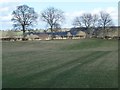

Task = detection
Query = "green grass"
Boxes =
[2,39,118,88]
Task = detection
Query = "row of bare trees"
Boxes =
[11,5,65,39]
[11,5,113,39]
[73,12,113,37]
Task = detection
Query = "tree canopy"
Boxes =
[11,5,38,38]
[41,7,65,39]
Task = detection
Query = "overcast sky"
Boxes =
[0,0,119,30]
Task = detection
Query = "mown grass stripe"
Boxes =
[3,51,110,87]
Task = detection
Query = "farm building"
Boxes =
[47,30,86,40]
[1,27,119,41]
[0,28,88,41]
[26,32,50,40]
[20,29,87,40]
[73,31,86,39]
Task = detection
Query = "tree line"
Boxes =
[11,4,113,39]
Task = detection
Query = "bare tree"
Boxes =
[92,14,99,27]
[98,11,113,36]
[81,13,94,37]
[72,16,81,27]
[81,13,93,29]
[73,13,99,28]
[73,13,93,37]
[72,13,100,38]
[11,5,38,39]
[41,7,65,39]
[91,14,99,37]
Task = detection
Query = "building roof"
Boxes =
[25,28,87,37]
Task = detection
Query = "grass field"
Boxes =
[2,39,118,88]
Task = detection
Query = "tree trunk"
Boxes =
[86,27,90,38]
[22,25,26,40]
[103,25,106,38]
[50,26,54,40]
